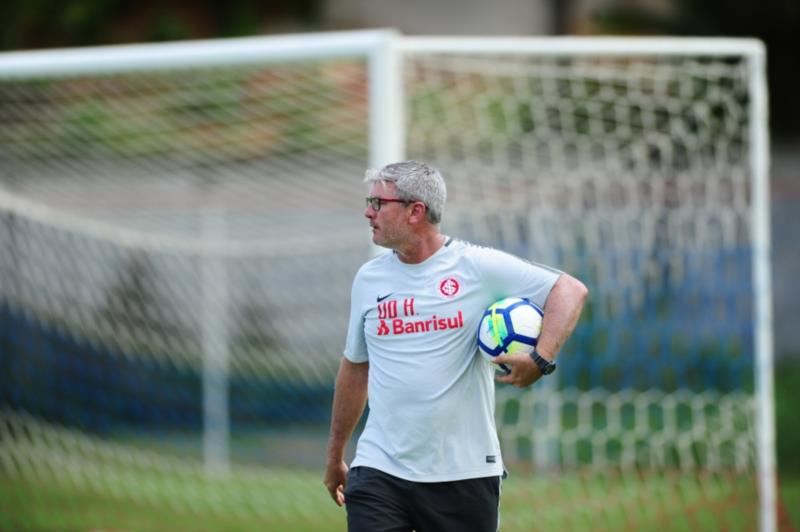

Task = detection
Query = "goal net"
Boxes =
[0,33,772,531]
[400,37,772,531]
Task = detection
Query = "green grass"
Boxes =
[0,468,782,532]
[780,474,800,530]
[0,470,345,532]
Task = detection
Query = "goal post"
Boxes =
[398,35,773,531]
[0,31,774,531]
[748,44,775,532]
[0,29,401,477]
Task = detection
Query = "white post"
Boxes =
[202,207,230,475]
[749,44,776,532]
[367,31,404,257]
[368,30,404,169]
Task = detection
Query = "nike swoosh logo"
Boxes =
[376,293,393,302]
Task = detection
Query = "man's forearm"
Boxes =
[326,357,369,461]
[538,274,588,359]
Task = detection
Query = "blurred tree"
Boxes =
[591,0,800,138]
[0,0,322,51]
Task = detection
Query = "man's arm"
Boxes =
[323,357,369,506]
[494,273,588,388]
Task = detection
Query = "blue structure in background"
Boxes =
[0,302,333,435]
[0,244,754,434]
[558,245,754,393]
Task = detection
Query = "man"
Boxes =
[323,161,587,531]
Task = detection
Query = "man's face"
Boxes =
[364,181,409,249]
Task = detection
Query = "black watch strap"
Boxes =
[530,349,556,375]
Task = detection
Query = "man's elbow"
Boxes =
[562,274,589,306]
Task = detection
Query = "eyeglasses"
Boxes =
[365,196,410,212]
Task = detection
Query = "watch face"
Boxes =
[532,351,556,375]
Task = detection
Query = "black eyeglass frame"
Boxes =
[365,196,411,212]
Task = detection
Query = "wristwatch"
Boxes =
[530,349,556,375]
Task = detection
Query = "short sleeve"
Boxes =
[474,247,562,308]
[343,272,369,363]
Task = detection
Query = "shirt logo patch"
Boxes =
[439,277,460,297]
[374,297,464,336]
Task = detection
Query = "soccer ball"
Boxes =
[476,297,543,373]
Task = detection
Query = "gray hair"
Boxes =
[364,160,447,224]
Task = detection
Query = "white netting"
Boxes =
[0,59,372,378]
[497,388,754,471]
[401,50,757,476]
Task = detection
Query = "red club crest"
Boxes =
[439,277,460,297]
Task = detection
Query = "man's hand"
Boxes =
[493,274,587,388]
[323,358,368,507]
[492,352,542,388]
[323,459,348,506]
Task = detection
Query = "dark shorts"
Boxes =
[344,466,501,532]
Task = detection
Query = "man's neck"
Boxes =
[395,231,445,264]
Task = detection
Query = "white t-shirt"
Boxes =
[343,238,561,482]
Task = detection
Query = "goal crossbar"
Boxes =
[399,35,765,56]
[0,29,400,78]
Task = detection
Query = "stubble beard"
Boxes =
[372,223,404,250]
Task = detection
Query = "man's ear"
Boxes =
[408,202,427,224]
